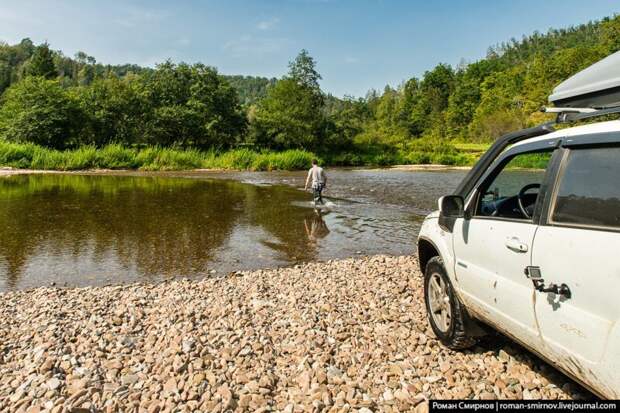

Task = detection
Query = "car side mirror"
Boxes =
[439,195,464,218]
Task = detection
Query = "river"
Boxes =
[0,168,466,290]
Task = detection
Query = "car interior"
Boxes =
[476,151,552,220]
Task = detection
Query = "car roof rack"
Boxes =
[543,105,620,123]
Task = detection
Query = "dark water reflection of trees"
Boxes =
[0,174,327,289]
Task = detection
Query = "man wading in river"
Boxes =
[304,159,327,206]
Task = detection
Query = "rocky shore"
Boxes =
[0,256,588,412]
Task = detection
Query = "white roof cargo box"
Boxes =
[549,51,620,109]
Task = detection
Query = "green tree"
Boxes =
[224,75,276,105]
[522,47,604,114]
[77,65,96,86]
[323,95,370,150]
[287,49,322,93]
[0,60,11,95]
[141,62,246,148]
[0,38,35,94]
[76,75,146,146]
[601,15,620,53]
[251,50,326,150]
[469,66,526,141]
[0,77,82,148]
[24,43,57,79]
[405,63,455,137]
[251,78,324,149]
[446,59,501,136]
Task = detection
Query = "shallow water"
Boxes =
[0,169,466,290]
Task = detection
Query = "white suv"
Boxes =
[417,52,620,398]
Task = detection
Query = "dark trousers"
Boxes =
[312,183,324,205]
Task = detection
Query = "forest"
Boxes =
[0,15,619,171]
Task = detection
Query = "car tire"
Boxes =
[424,256,476,350]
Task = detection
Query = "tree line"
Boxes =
[0,15,619,165]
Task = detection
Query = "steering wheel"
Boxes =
[517,183,541,219]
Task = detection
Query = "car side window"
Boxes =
[476,150,553,220]
[551,147,620,229]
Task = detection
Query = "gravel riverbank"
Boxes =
[0,255,588,412]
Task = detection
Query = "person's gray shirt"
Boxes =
[307,165,326,186]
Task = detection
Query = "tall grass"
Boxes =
[0,140,499,171]
[326,149,474,167]
[0,141,318,171]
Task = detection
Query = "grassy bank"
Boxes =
[325,150,475,167]
[0,142,317,171]
[0,141,481,171]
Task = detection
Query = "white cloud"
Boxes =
[257,17,280,31]
[344,56,360,64]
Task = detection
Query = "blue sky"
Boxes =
[0,0,618,97]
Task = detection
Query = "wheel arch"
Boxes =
[418,234,488,339]
[417,237,440,274]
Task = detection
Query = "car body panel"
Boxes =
[418,216,455,280]
[453,218,541,344]
[532,226,620,398]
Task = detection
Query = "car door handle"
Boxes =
[505,237,528,253]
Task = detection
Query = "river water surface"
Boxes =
[0,169,466,291]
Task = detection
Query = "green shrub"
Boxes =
[400,151,432,165]
[0,77,82,149]
[64,146,98,170]
[0,141,36,167]
[0,140,479,171]
[137,147,204,171]
[95,144,137,169]
[406,139,459,155]
[133,147,160,169]
[327,152,363,166]
[30,146,65,169]
[370,152,396,166]
[210,149,257,170]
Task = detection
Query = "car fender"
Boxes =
[417,213,456,282]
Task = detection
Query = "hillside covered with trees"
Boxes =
[0,14,619,170]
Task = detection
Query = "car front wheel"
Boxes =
[424,256,476,349]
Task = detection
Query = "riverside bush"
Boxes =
[326,152,363,167]
[137,147,205,171]
[0,141,318,171]
[257,150,315,170]
[0,141,488,170]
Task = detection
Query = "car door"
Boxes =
[532,144,620,398]
[453,145,556,344]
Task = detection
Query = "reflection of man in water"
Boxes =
[304,209,330,242]
[304,159,327,206]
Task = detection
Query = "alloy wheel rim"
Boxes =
[428,272,452,333]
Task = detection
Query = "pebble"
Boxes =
[121,374,139,386]
[498,349,511,362]
[46,378,61,391]
[0,255,585,411]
